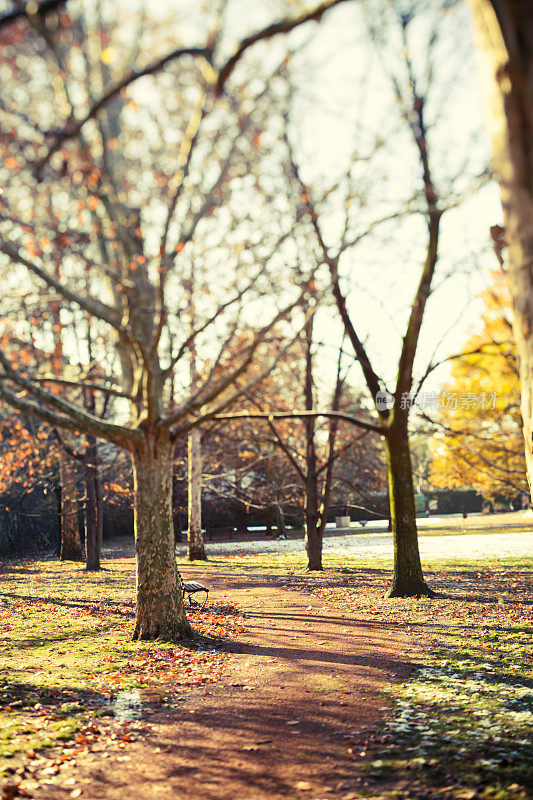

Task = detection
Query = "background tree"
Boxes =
[428,266,527,501]
[279,0,489,596]
[206,319,385,566]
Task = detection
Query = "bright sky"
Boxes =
[221,0,504,396]
[9,0,502,405]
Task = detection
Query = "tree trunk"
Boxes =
[58,448,83,562]
[96,469,103,558]
[274,502,286,538]
[132,439,192,641]
[235,501,248,535]
[469,0,533,494]
[84,437,101,571]
[384,423,434,597]
[304,481,323,570]
[302,310,322,570]
[187,427,206,561]
[53,480,61,556]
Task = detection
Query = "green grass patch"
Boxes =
[313,676,352,693]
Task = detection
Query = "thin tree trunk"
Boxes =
[84,437,100,571]
[187,427,206,561]
[310,345,343,571]
[132,439,191,641]
[58,447,83,562]
[96,469,103,557]
[53,480,61,556]
[384,422,435,598]
[469,0,533,495]
[235,500,248,535]
[305,480,323,570]
[302,311,322,570]
[274,502,286,537]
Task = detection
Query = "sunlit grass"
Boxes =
[178,550,533,574]
[0,557,242,771]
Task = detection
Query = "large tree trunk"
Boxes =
[132,439,192,641]
[187,427,206,561]
[469,0,533,493]
[384,422,435,598]
[84,437,101,571]
[58,448,83,562]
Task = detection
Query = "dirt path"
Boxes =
[40,567,413,800]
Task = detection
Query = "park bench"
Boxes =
[204,526,235,539]
[182,580,209,610]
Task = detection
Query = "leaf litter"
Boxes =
[274,560,532,800]
[0,555,246,797]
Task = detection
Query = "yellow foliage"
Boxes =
[429,269,527,501]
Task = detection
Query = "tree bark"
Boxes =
[84,437,101,571]
[187,427,206,561]
[58,447,83,562]
[469,0,533,494]
[304,480,323,570]
[96,468,103,559]
[302,310,322,570]
[384,421,435,598]
[307,353,342,571]
[132,439,192,641]
[274,502,286,537]
[235,500,248,534]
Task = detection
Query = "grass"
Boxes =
[182,545,532,797]
[0,556,244,774]
[367,622,533,800]
[177,550,533,574]
[313,676,353,693]
[1,540,531,797]
[284,556,533,800]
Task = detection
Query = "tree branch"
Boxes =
[0,352,138,448]
[36,46,213,171]
[282,127,388,413]
[215,0,352,95]
[209,410,382,433]
[26,375,132,400]
[0,241,122,330]
[0,0,66,30]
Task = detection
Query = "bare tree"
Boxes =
[0,5,305,639]
[278,0,488,596]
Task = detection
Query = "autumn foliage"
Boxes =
[430,268,527,501]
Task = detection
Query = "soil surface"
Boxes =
[36,565,412,800]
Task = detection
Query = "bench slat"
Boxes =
[183,581,208,593]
